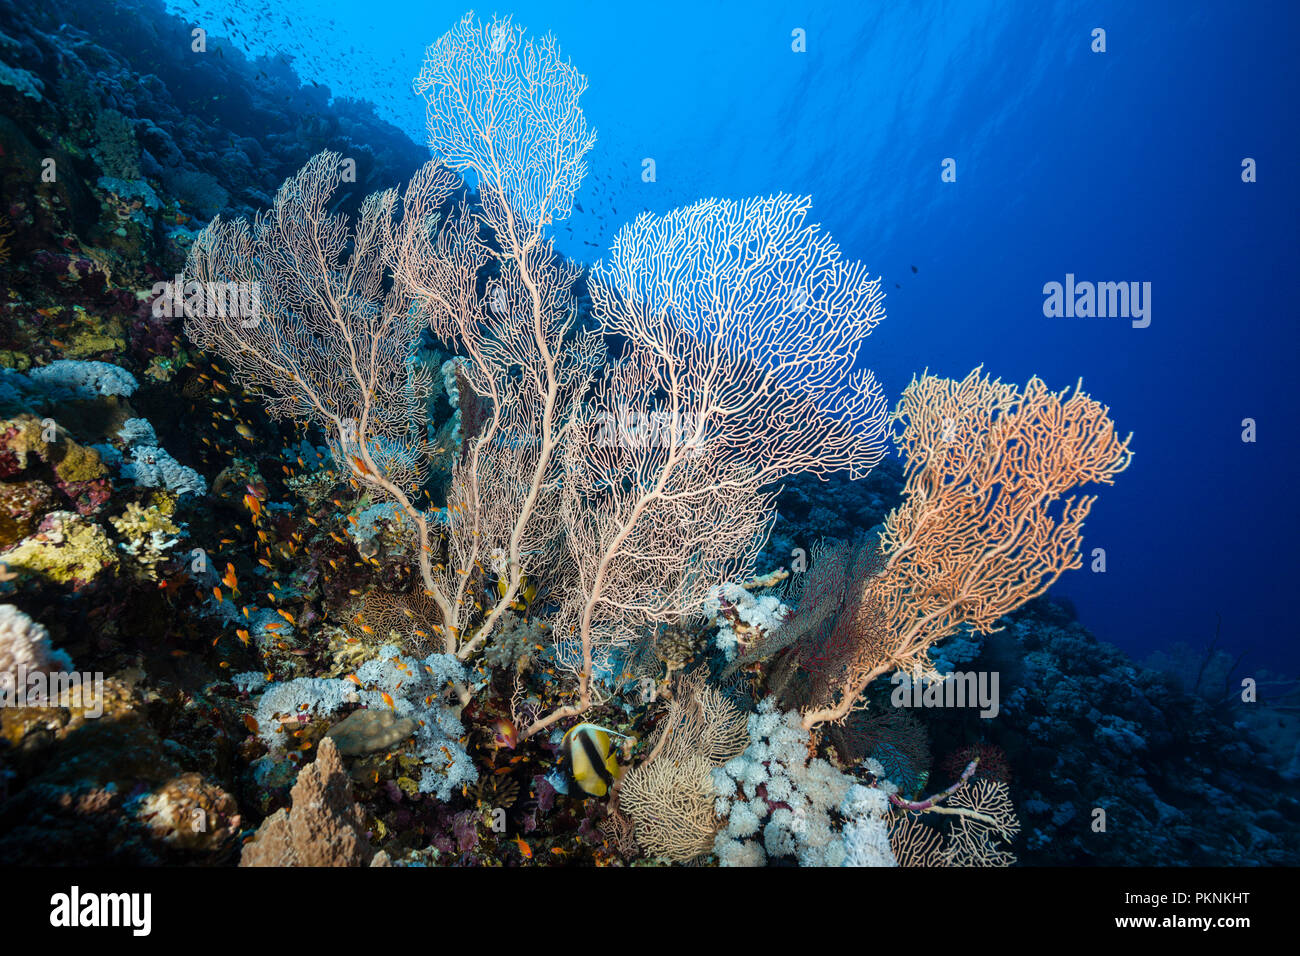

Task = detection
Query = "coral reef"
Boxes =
[0,0,1291,874]
[248,643,475,801]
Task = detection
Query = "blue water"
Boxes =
[171,0,1300,672]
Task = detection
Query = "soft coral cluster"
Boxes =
[713,699,898,867]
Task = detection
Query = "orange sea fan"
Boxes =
[801,366,1133,730]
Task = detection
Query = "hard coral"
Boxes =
[27,359,138,398]
[134,773,240,855]
[0,480,56,548]
[0,602,71,676]
[51,439,107,484]
[0,415,113,516]
[240,737,383,867]
[2,510,118,587]
[110,501,184,579]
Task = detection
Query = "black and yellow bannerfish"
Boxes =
[496,574,538,613]
[562,723,629,797]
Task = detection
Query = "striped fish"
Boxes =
[561,723,627,797]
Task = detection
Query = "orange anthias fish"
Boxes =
[221,563,239,593]
[491,718,519,751]
[513,836,532,860]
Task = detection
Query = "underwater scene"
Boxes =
[0,0,1296,922]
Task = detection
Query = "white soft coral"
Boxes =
[705,583,789,661]
[714,698,899,867]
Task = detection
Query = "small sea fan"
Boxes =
[473,774,520,810]
[939,742,1013,787]
[359,588,441,656]
[828,707,931,794]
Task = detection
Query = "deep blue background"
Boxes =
[171,0,1300,672]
